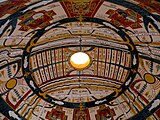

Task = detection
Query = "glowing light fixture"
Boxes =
[69,52,91,70]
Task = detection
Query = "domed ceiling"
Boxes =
[0,0,160,120]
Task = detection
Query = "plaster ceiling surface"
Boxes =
[0,0,160,120]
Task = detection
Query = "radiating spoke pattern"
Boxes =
[0,0,160,120]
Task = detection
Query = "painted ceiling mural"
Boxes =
[0,0,160,120]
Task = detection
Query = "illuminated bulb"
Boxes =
[69,52,91,70]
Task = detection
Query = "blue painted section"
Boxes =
[130,94,160,120]
[0,96,25,120]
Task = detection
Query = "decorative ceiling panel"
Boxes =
[0,0,160,120]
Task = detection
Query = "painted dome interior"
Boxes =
[0,0,160,120]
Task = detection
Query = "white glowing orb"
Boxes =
[69,52,91,70]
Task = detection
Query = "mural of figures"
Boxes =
[0,0,160,120]
[96,105,116,120]
[45,106,67,120]
[73,108,91,120]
